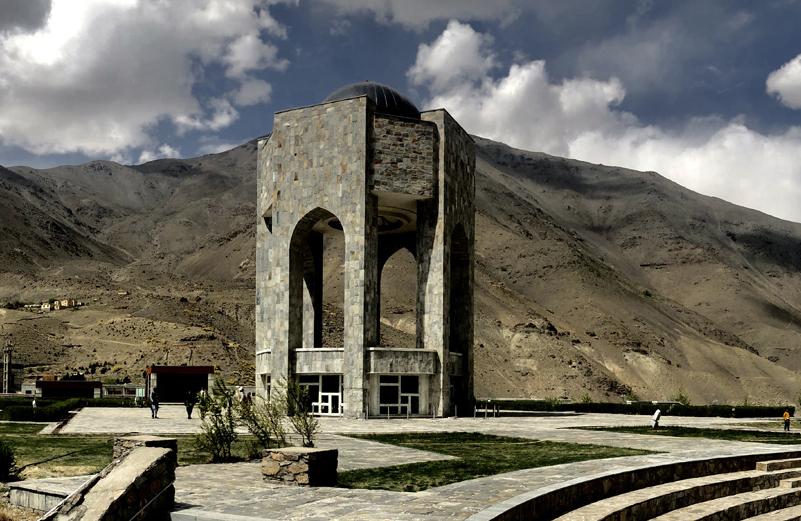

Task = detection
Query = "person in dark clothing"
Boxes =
[185,390,196,419]
[150,387,159,419]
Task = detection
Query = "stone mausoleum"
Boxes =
[255,81,475,418]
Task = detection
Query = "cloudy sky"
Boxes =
[2,1,801,222]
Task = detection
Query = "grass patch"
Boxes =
[0,423,262,480]
[0,424,44,435]
[338,431,654,492]
[594,426,801,444]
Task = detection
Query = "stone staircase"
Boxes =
[553,457,801,521]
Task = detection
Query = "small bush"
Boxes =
[282,378,319,448]
[623,390,640,402]
[0,437,18,481]
[543,397,561,410]
[238,394,286,453]
[579,392,592,404]
[195,377,238,461]
[670,386,692,406]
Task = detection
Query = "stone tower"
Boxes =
[255,81,475,418]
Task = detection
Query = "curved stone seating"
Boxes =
[554,468,801,521]
[467,451,801,521]
[651,486,801,521]
[750,504,801,520]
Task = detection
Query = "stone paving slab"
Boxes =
[22,407,801,520]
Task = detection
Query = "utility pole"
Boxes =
[2,333,12,395]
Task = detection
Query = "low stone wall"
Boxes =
[113,435,178,464]
[467,449,801,521]
[262,447,338,486]
[41,441,176,521]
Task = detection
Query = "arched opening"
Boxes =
[288,208,344,350]
[378,246,417,349]
[321,234,346,347]
[449,223,470,413]
[289,208,346,416]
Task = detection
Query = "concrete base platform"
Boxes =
[9,475,93,512]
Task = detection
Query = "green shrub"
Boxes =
[194,377,239,461]
[579,392,593,404]
[543,397,561,411]
[237,394,286,453]
[0,437,18,481]
[670,386,692,406]
[282,378,319,448]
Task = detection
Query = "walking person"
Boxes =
[150,387,159,419]
[784,409,791,432]
[185,390,196,419]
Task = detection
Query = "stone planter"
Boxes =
[262,447,338,486]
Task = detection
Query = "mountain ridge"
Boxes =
[2,135,800,405]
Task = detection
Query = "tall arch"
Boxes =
[289,207,341,351]
[449,223,470,355]
[378,243,417,348]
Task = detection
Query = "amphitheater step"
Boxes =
[758,458,801,472]
[650,486,801,521]
[782,478,801,489]
[749,504,801,520]
[554,469,801,521]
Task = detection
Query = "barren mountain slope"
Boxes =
[2,136,801,404]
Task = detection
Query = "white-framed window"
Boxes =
[298,374,342,415]
[379,375,419,415]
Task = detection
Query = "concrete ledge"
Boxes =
[262,447,337,487]
[114,435,178,463]
[467,449,801,521]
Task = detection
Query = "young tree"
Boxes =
[237,393,286,452]
[281,378,319,448]
[194,377,238,461]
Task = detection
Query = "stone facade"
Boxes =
[262,447,338,487]
[256,85,475,418]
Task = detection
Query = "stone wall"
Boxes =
[113,435,178,464]
[257,97,377,418]
[41,445,176,521]
[419,109,476,415]
[372,114,437,197]
[262,447,338,487]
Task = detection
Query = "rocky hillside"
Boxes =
[2,135,801,405]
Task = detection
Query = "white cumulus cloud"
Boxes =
[767,53,801,110]
[138,144,182,164]
[0,0,289,159]
[409,21,801,223]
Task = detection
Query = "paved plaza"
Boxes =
[23,406,801,520]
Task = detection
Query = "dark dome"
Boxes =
[323,81,420,119]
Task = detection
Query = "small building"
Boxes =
[53,299,76,310]
[102,384,144,399]
[145,365,216,403]
[36,380,102,398]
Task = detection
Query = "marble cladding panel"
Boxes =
[367,348,437,374]
[372,115,437,197]
[256,351,272,375]
[295,349,344,374]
